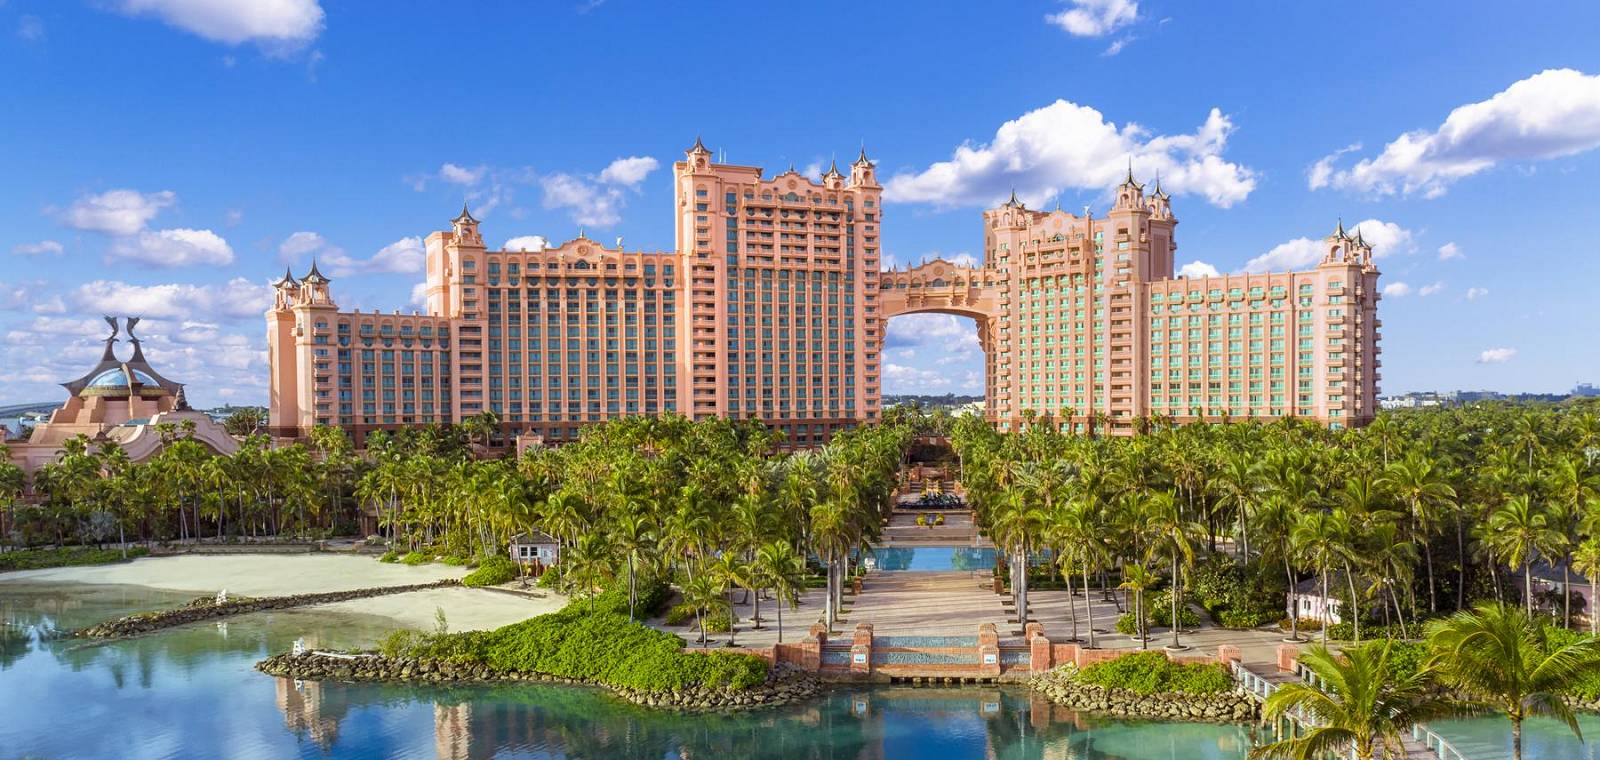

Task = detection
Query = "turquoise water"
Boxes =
[869,546,1000,571]
[0,579,1584,759]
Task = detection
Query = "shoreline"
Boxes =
[257,650,823,712]
[2,553,566,635]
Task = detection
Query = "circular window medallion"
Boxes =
[578,245,591,255]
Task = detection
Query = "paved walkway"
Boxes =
[847,570,1010,636]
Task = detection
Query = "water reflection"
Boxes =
[0,580,1561,759]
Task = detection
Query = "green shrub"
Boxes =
[536,567,559,588]
[1149,590,1200,628]
[1115,612,1142,636]
[0,546,148,572]
[378,575,765,692]
[1217,608,1277,629]
[401,551,430,566]
[441,555,470,567]
[1075,651,1231,695]
[702,608,734,632]
[462,555,517,587]
[378,550,400,563]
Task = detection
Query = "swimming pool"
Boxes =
[867,546,1000,571]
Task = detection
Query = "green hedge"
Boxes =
[1075,651,1232,695]
[462,555,517,587]
[401,551,430,566]
[0,546,149,572]
[380,578,764,692]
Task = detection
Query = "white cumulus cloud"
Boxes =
[1382,282,1412,297]
[502,235,550,252]
[1419,282,1446,297]
[439,163,487,185]
[1309,68,1600,198]
[884,100,1256,209]
[277,230,328,262]
[112,0,324,51]
[1466,287,1489,300]
[882,363,953,393]
[71,278,272,320]
[11,240,63,256]
[61,189,176,236]
[108,228,235,267]
[1477,347,1517,364]
[1437,242,1462,261]
[1045,0,1137,37]
[325,236,425,277]
[1242,219,1411,274]
[598,156,660,187]
[1178,260,1220,279]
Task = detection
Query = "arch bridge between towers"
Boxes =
[878,259,1003,419]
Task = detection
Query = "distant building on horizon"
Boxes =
[267,142,1381,447]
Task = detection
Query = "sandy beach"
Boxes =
[309,587,565,631]
[1,553,565,632]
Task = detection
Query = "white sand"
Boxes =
[1,553,468,596]
[3,553,568,634]
[308,587,566,632]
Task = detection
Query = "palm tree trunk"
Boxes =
[1170,553,1181,649]
[753,584,763,630]
[1343,561,1361,642]
[1525,565,1535,615]
[1563,564,1572,628]
[1285,553,1299,641]
[1083,565,1096,649]
[1320,572,1329,645]
[1592,578,1598,636]
[1512,715,1523,760]
[1423,539,1437,613]
[776,598,784,643]
[1456,521,1467,612]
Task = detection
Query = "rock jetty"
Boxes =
[1028,667,1258,722]
[76,580,461,639]
[256,651,821,712]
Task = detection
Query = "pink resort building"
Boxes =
[267,141,1380,446]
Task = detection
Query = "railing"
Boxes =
[1293,661,1468,760]
[1409,725,1469,760]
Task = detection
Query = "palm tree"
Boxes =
[1382,451,1457,615]
[1486,495,1561,615]
[1427,604,1600,760]
[566,532,614,614]
[754,540,806,643]
[1573,536,1600,635]
[681,562,728,646]
[713,551,753,646]
[612,512,658,621]
[1118,563,1158,649]
[1250,641,1453,760]
[1292,509,1355,644]
[1144,490,1202,650]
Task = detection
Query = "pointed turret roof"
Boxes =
[853,145,871,166]
[1003,188,1021,208]
[1333,218,1348,240]
[274,267,298,288]
[302,259,329,284]
[1153,171,1170,200]
[453,202,478,225]
[688,135,708,153]
[824,159,842,177]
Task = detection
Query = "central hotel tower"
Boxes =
[268,141,1380,445]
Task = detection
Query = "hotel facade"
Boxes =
[267,141,1379,444]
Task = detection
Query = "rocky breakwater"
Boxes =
[1028,667,1257,722]
[256,652,821,713]
[76,580,461,639]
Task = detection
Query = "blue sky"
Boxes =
[2,0,1598,408]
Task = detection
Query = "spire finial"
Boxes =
[827,159,840,176]
[689,135,707,153]
[1334,217,1348,239]
[855,143,870,166]
[453,202,478,224]
[1127,156,1135,184]
[578,227,586,239]
[275,266,298,288]
[789,162,796,173]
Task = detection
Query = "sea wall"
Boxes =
[1028,667,1258,722]
[76,580,461,638]
[256,651,821,712]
